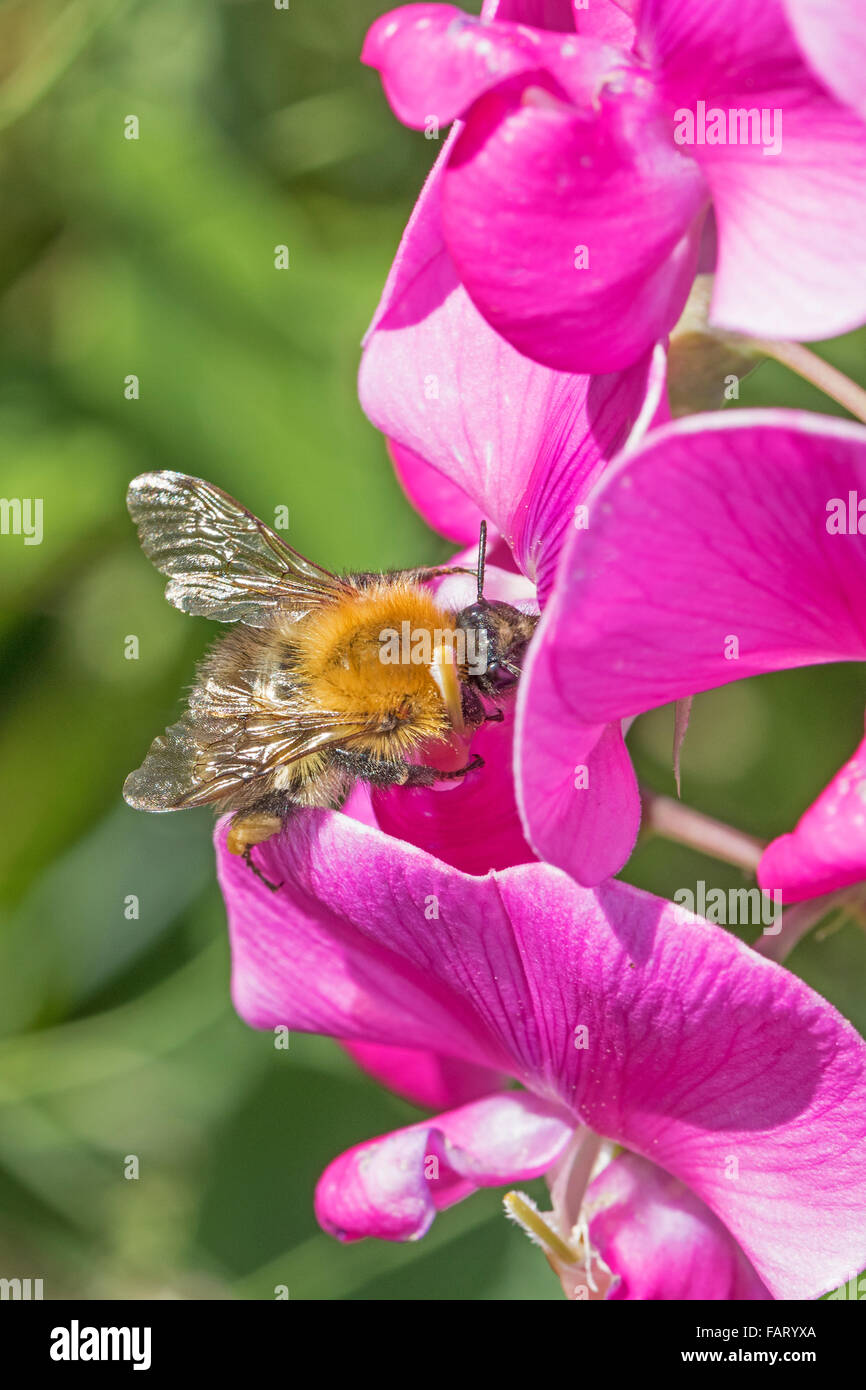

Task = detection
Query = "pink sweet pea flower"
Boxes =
[359,59,667,883]
[518,409,866,899]
[217,809,866,1300]
[362,0,866,373]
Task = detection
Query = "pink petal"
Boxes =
[783,0,866,120]
[520,411,866,882]
[759,728,866,902]
[642,0,866,341]
[487,0,634,46]
[440,78,707,373]
[373,711,537,874]
[360,220,665,599]
[575,0,636,48]
[587,1152,772,1301]
[364,5,636,131]
[388,439,484,545]
[514,687,640,885]
[364,6,696,373]
[703,97,866,343]
[361,20,666,567]
[314,1090,573,1241]
[504,876,866,1303]
[220,817,866,1296]
[490,0,633,43]
[220,816,511,1077]
[639,0,805,96]
[362,6,591,132]
[341,1041,505,1110]
[487,0,575,28]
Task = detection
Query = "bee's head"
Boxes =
[454,523,537,688]
[454,599,527,686]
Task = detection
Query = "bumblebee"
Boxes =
[123,471,536,885]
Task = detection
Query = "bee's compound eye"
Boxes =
[455,602,485,630]
[455,602,496,676]
[468,625,492,676]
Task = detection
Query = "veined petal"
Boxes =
[518,411,866,882]
[640,0,866,340]
[640,0,817,102]
[220,816,512,1078]
[586,1152,772,1300]
[783,0,866,121]
[220,817,866,1297]
[315,1090,573,1241]
[360,232,663,597]
[702,96,866,343]
[363,6,682,372]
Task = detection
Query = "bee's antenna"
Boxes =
[476,520,487,602]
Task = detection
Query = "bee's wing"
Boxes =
[123,700,368,812]
[123,709,245,810]
[127,471,354,625]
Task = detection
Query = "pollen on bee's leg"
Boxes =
[226,813,283,856]
[227,813,285,890]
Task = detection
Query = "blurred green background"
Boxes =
[0,0,864,1301]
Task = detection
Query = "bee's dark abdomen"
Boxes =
[331,747,414,787]
[331,746,452,790]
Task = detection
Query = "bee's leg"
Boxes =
[460,684,486,732]
[333,748,485,789]
[226,811,285,892]
[482,709,505,723]
[408,564,477,582]
[471,673,503,699]
[346,565,475,588]
[242,848,283,893]
[396,753,485,787]
[410,753,485,783]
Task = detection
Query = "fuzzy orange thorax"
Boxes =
[284,582,461,753]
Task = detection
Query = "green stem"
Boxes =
[751,339,866,425]
[640,788,764,873]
